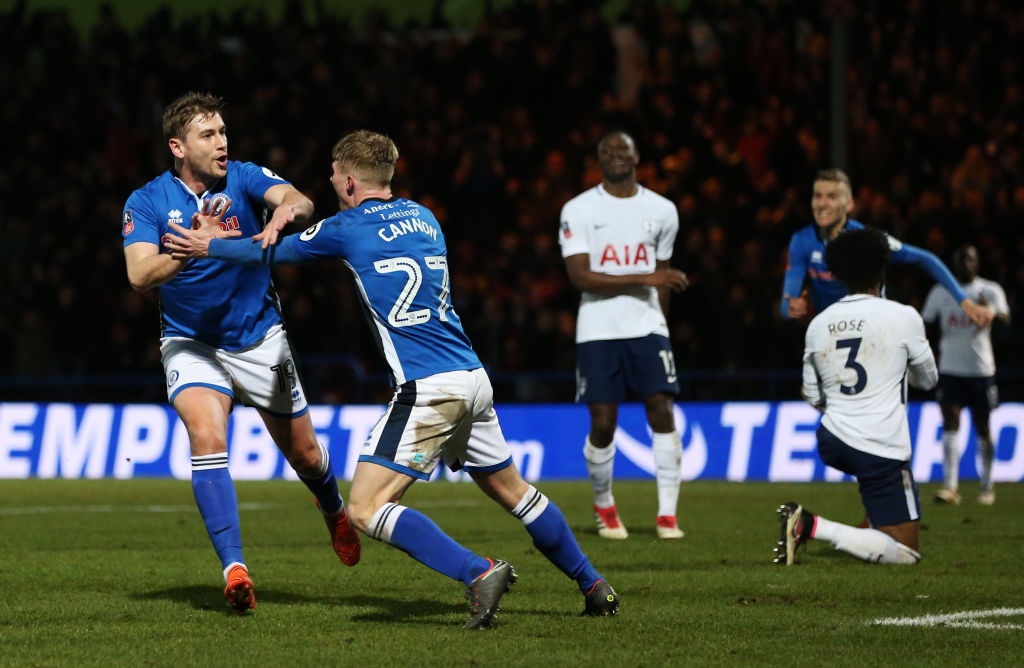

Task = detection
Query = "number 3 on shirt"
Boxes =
[835,337,867,395]
[374,255,451,327]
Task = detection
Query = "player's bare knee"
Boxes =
[186,426,227,456]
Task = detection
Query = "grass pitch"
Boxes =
[1,478,1022,667]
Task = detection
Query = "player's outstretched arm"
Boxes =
[253,184,314,249]
[165,219,311,267]
[895,242,993,327]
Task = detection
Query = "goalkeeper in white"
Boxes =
[775,226,938,565]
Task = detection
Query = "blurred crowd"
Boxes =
[1,0,1022,403]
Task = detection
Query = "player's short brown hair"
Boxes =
[162,91,225,142]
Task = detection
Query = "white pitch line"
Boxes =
[872,607,1024,630]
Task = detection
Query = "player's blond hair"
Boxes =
[332,130,399,187]
[815,168,852,198]
[162,91,225,142]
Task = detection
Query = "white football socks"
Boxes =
[583,437,616,508]
[812,516,920,564]
[652,431,682,517]
[942,430,959,492]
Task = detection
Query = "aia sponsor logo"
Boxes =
[599,243,651,266]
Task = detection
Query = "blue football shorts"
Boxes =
[816,425,920,527]
[575,333,679,403]
[935,374,998,417]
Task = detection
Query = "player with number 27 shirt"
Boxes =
[164,129,619,627]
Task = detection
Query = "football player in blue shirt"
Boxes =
[164,129,620,628]
[780,168,992,328]
[122,92,359,614]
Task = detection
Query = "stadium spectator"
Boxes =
[163,129,621,627]
[559,131,688,540]
[922,244,1011,506]
[776,227,937,566]
[121,92,359,613]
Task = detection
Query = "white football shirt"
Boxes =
[920,277,1009,377]
[559,184,678,343]
[803,294,938,461]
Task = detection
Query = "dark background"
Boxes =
[2,0,1021,404]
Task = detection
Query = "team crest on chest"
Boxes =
[643,220,658,236]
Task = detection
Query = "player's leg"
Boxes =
[174,386,258,609]
[471,464,619,616]
[642,392,684,539]
[936,376,963,504]
[779,504,921,565]
[789,427,921,565]
[459,379,618,616]
[232,325,359,564]
[175,385,239,565]
[805,450,923,564]
[264,409,361,565]
[260,410,344,509]
[576,340,627,538]
[164,338,254,610]
[632,335,683,539]
[349,374,514,627]
[350,459,514,628]
[973,378,998,504]
[585,402,628,538]
[349,458,488,578]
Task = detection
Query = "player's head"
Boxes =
[597,131,639,184]
[811,168,854,231]
[952,244,979,283]
[163,91,228,183]
[330,130,399,208]
[825,226,891,294]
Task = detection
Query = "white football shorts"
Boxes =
[160,323,308,417]
[359,367,513,480]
